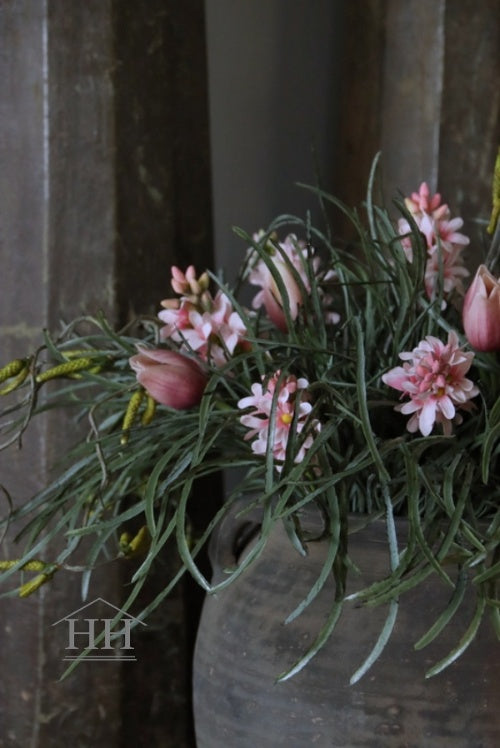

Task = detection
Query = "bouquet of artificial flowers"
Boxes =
[1,153,499,679]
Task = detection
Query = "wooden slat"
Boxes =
[0,2,213,746]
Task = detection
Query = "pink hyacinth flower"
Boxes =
[129,346,207,409]
[424,245,470,307]
[160,291,247,367]
[382,331,479,437]
[462,264,500,352]
[158,266,248,367]
[398,183,469,305]
[237,371,321,470]
[404,182,444,215]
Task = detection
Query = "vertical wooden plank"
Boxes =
[380,0,445,197]
[112,3,215,745]
[336,0,445,209]
[0,1,48,737]
[0,1,213,746]
[335,0,386,218]
[205,0,342,271]
[46,2,117,324]
[336,0,499,258]
[0,2,122,746]
[438,0,500,253]
[112,0,214,320]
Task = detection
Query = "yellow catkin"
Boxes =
[119,532,133,552]
[487,146,500,235]
[60,349,94,359]
[18,564,59,597]
[60,350,104,376]
[120,389,145,444]
[127,526,150,555]
[0,364,29,395]
[0,559,47,571]
[0,358,26,383]
[19,573,51,598]
[141,395,156,426]
[35,357,96,383]
[119,526,151,558]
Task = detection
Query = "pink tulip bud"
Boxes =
[265,257,303,332]
[129,347,207,409]
[462,264,500,352]
[249,254,303,333]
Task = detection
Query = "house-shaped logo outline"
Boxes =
[52,596,146,662]
[52,597,147,627]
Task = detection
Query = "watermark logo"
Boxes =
[52,597,146,662]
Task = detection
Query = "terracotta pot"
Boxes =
[192,506,499,747]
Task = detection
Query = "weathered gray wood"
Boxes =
[439,0,500,253]
[336,0,499,252]
[112,0,213,320]
[380,0,445,197]
[0,1,212,746]
[336,0,387,223]
[0,3,122,746]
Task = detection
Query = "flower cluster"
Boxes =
[398,182,470,306]
[382,331,479,436]
[158,265,249,367]
[136,259,326,466]
[237,372,321,470]
[129,185,500,449]
[247,231,339,331]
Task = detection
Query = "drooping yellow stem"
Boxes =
[19,570,57,598]
[0,363,30,395]
[121,389,145,444]
[119,526,151,558]
[0,559,47,571]
[0,560,60,598]
[35,357,97,383]
[141,395,156,426]
[0,358,26,384]
[487,146,500,235]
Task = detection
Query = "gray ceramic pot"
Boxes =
[193,506,499,747]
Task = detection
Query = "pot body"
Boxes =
[193,509,499,747]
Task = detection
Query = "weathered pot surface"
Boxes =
[193,505,499,747]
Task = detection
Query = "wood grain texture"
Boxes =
[335,0,499,260]
[0,2,212,746]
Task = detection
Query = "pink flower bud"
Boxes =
[264,258,303,332]
[129,347,207,409]
[462,265,500,352]
[171,265,197,295]
[249,255,303,333]
[159,298,181,310]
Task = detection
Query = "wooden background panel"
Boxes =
[336,0,499,255]
[439,0,500,259]
[0,2,121,746]
[0,1,212,746]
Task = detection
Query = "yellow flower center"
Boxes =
[281,413,293,425]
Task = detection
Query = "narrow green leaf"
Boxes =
[350,599,398,684]
[424,594,486,678]
[414,570,467,650]
[277,600,343,682]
